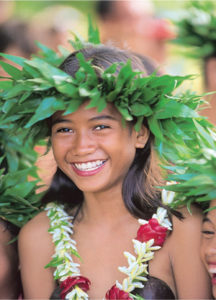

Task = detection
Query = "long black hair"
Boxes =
[42,45,175,220]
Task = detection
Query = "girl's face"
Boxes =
[201,200,216,298]
[51,101,148,195]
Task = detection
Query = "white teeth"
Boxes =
[74,160,105,171]
[209,268,216,274]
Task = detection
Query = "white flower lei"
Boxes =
[45,203,172,300]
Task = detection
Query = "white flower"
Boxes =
[130,281,144,289]
[152,207,172,230]
[136,275,148,282]
[138,219,148,225]
[66,286,89,300]
[52,228,62,241]
[161,188,175,205]
[123,251,136,264]
[115,280,123,290]
[62,225,73,234]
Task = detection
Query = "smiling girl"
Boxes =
[14,44,212,300]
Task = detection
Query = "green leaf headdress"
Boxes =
[1,20,216,227]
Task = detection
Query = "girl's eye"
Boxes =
[202,230,215,237]
[94,125,110,131]
[56,128,73,133]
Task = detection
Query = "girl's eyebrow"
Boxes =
[51,119,71,126]
[52,115,117,126]
[89,115,117,122]
[203,216,212,224]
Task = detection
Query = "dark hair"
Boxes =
[0,218,20,237]
[42,44,172,220]
[95,0,115,20]
[134,52,162,76]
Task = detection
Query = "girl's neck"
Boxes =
[80,188,133,226]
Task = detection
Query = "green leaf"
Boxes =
[0,61,22,79]
[148,117,164,141]
[134,116,144,131]
[2,99,17,113]
[4,84,31,99]
[64,100,83,115]
[0,53,26,66]
[5,181,36,198]
[87,15,100,44]
[0,81,13,90]
[56,82,77,97]
[25,97,66,127]
[194,120,216,148]
[115,104,132,121]
[154,98,199,119]
[131,103,153,117]
[35,41,61,65]
[25,58,69,83]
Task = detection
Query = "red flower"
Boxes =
[105,285,133,300]
[136,218,168,246]
[60,276,91,299]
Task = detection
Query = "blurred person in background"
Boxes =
[0,19,34,58]
[29,5,87,52]
[0,18,35,78]
[173,0,216,125]
[0,1,14,24]
[0,218,22,299]
[203,56,216,125]
[96,0,175,66]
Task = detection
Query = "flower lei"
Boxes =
[45,203,172,300]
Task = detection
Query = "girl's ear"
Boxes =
[135,125,149,149]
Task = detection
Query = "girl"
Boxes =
[201,199,216,299]
[17,45,211,299]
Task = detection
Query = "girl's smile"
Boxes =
[71,159,107,176]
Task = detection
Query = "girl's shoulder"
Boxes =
[19,210,50,238]
[168,204,204,261]
[18,208,58,298]
[18,209,54,255]
[171,205,203,235]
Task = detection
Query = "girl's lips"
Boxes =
[71,160,107,177]
[206,263,216,284]
[212,274,216,285]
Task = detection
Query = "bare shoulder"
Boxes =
[18,210,56,298]
[18,210,54,262]
[19,210,51,242]
[171,205,203,237]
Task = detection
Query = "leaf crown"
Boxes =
[0,20,216,227]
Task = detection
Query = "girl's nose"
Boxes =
[71,131,96,156]
[205,237,216,257]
